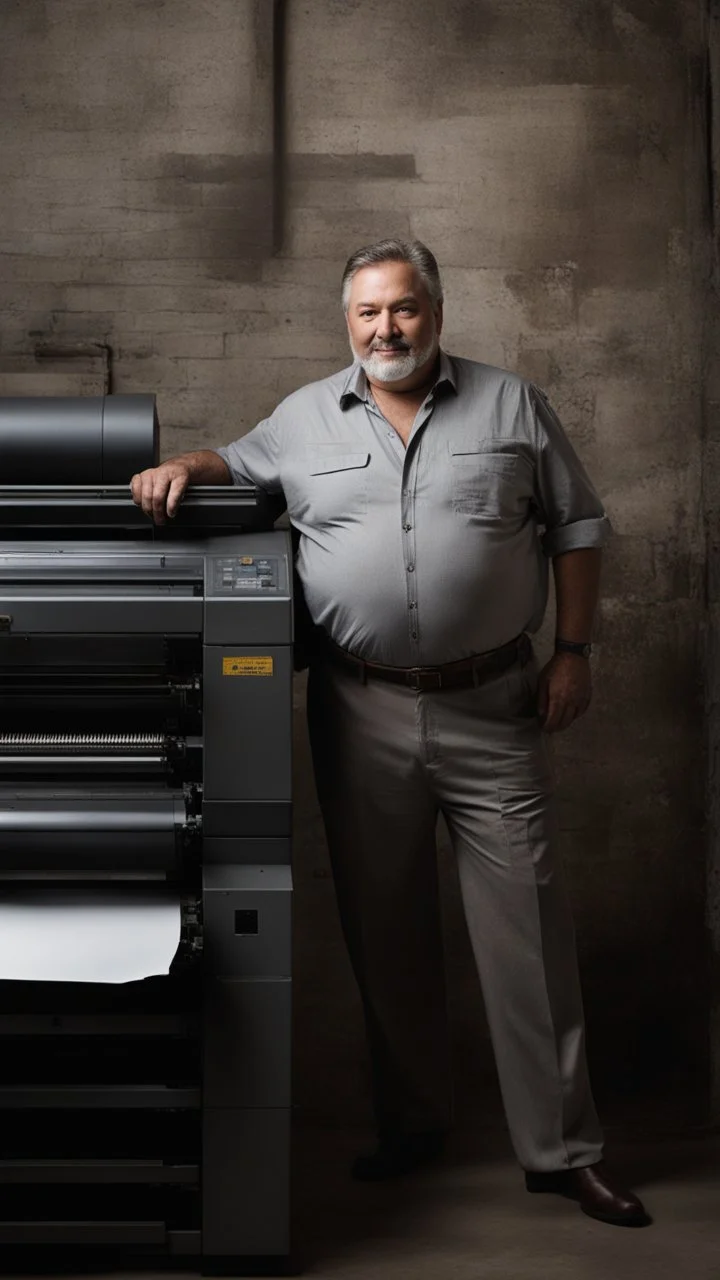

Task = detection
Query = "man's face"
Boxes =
[345,260,442,386]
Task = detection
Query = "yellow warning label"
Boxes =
[222,656,274,677]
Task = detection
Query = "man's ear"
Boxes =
[435,302,444,337]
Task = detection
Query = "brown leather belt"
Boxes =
[318,632,531,692]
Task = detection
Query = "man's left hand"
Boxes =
[536,653,592,733]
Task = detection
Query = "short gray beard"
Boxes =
[351,332,438,384]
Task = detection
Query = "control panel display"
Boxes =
[210,556,281,595]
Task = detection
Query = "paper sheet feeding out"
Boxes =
[0,890,181,984]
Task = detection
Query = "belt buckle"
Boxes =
[407,668,442,692]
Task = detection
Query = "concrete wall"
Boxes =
[0,0,711,1132]
[705,2,720,1126]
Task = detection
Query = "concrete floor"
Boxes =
[289,1127,720,1280]
[5,1128,719,1280]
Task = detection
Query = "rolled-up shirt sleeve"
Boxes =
[530,386,612,557]
[214,409,284,493]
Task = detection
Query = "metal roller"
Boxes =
[0,733,165,755]
[0,732,187,776]
[0,396,158,484]
[0,799,186,834]
[0,797,191,872]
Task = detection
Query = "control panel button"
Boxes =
[210,555,280,594]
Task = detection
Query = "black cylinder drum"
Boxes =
[0,395,159,483]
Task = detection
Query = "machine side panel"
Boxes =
[202,647,292,803]
[204,600,292,646]
[203,837,290,865]
[202,1108,290,1259]
[202,863,292,1264]
[203,979,291,1107]
[202,882,291,978]
[202,804,291,838]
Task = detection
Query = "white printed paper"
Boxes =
[0,890,182,984]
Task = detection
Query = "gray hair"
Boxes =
[341,238,444,311]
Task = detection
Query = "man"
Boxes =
[132,239,649,1228]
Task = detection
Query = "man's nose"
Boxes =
[375,310,399,341]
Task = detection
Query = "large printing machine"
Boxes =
[0,395,294,1274]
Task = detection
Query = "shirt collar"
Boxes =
[339,349,458,409]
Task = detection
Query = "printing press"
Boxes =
[0,395,294,1274]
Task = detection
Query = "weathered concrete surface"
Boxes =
[288,1129,720,1279]
[0,0,712,1133]
[705,2,720,1126]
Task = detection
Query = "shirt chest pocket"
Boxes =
[306,451,371,522]
[448,442,519,518]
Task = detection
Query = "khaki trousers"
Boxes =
[306,649,604,1172]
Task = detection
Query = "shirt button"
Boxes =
[411,632,418,640]
[403,523,412,531]
[407,564,414,572]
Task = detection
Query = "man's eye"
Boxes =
[360,311,374,318]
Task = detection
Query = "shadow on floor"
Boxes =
[291,1123,720,1277]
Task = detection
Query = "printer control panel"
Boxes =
[209,555,281,595]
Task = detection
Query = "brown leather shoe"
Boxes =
[525,1160,651,1226]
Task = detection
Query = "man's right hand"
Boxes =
[130,460,192,525]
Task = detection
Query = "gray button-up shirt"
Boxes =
[216,352,611,665]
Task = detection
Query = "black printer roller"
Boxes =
[0,797,193,873]
[0,395,158,484]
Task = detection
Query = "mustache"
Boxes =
[370,340,412,353]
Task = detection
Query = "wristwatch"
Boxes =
[555,637,592,658]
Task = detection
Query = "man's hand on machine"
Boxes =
[131,460,192,525]
[130,451,232,524]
